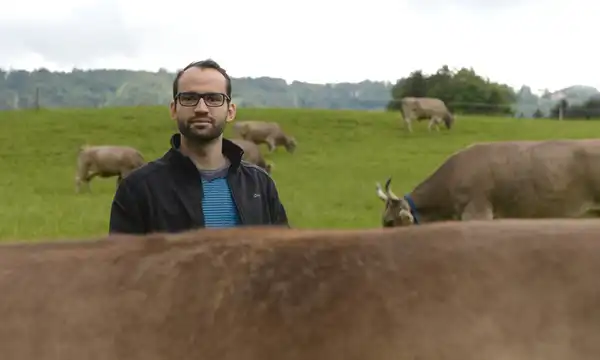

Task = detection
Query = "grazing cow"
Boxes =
[232,120,297,153]
[376,139,600,226]
[229,138,273,173]
[399,96,454,133]
[376,178,415,227]
[1,219,600,360]
[75,145,145,193]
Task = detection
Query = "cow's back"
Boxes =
[234,121,280,141]
[452,140,600,217]
[2,222,600,359]
[89,146,143,172]
[401,97,449,118]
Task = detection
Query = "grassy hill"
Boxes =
[1,107,599,242]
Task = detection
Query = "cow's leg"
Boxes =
[83,172,98,192]
[75,176,83,193]
[428,118,435,132]
[461,198,494,221]
[428,117,441,132]
[265,137,277,152]
[75,162,90,193]
[404,116,413,133]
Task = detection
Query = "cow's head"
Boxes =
[375,177,414,227]
[443,113,454,129]
[285,136,297,153]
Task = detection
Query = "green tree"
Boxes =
[387,65,516,116]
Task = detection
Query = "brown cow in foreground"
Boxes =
[229,138,273,173]
[399,96,454,132]
[377,138,600,226]
[75,145,145,193]
[1,220,600,359]
[232,120,297,153]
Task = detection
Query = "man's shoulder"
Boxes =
[238,160,273,182]
[121,156,170,187]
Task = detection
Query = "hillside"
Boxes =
[0,68,393,111]
[1,67,598,114]
[1,107,599,241]
[514,85,600,117]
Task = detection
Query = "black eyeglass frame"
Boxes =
[174,91,231,107]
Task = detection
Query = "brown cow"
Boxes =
[376,177,415,227]
[75,145,145,193]
[399,96,454,133]
[232,120,297,153]
[1,219,600,360]
[377,138,600,226]
[229,138,273,173]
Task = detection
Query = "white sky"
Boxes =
[0,0,596,93]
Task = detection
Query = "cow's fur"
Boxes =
[229,138,273,173]
[382,139,600,226]
[75,145,145,193]
[1,220,600,360]
[399,97,454,133]
[232,120,297,153]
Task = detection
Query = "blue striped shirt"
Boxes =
[199,164,241,228]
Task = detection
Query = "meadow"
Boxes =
[0,106,599,242]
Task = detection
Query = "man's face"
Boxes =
[169,67,236,143]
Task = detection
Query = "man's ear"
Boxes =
[226,101,237,123]
[169,100,176,120]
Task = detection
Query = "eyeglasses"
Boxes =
[175,92,230,107]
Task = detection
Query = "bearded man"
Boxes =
[109,59,289,234]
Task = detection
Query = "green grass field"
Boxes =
[1,106,599,242]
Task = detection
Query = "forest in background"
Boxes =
[1,66,598,119]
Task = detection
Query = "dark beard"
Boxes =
[177,119,226,143]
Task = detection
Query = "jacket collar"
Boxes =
[166,133,244,172]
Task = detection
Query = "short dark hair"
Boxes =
[172,59,232,99]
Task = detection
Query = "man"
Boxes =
[109,59,289,234]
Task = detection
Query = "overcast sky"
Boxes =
[0,0,595,93]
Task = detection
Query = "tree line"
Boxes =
[0,66,597,118]
[0,68,392,111]
[387,65,517,115]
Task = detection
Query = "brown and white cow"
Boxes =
[1,220,600,360]
[399,97,454,133]
[75,145,146,193]
[376,138,600,227]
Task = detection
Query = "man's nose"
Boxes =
[194,99,209,112]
